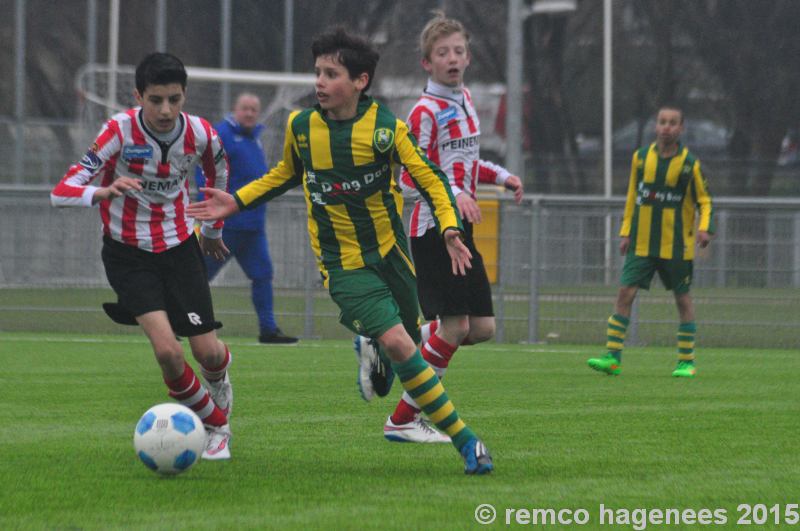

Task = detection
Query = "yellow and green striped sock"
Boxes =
[392,350,476,451]
[677,321,696,364]
[606,314,629,363]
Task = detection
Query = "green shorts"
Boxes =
[327,244,421,344]
[620,253,693,294]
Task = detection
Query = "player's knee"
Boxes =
[377,326,416,361]
[153,342,184,369]
[467,321,495,344]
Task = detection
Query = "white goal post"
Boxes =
[74,63,317,165]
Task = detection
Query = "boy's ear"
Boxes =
[354,72,369,92]
[421,57,433,74]
[133,89,143,105]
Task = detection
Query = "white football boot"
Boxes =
[383,415,451,444]
[202,424,232,460]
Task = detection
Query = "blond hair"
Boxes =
[419,10,470,60]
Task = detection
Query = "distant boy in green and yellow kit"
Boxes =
[588,104,713,378]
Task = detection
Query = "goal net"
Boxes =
[74,64,318,167]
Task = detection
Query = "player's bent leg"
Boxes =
[137,310,186,379]
[388,322,460,431]
[190,334,233,418]
[379,324,493,474]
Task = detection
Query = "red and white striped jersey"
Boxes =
[51,108,228,253]
[401,80,511,237]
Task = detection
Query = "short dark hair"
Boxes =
[135,52,187,94]
[311,28,379,93]
[657,102,684,123]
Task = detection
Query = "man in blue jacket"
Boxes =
[196,92,298,344]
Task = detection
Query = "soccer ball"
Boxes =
[133,403,206,475]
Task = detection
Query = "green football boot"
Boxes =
[672,361,697,378]
[587,353,621,375]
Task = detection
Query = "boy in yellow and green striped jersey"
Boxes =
[187,29,492,474]
[588,104,713,378]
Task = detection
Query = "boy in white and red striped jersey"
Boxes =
[51,52,234,460]
[355,12,524,443]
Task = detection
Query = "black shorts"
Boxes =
[411,221,494,320]
[101,235,217,337]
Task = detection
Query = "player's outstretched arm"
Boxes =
[187,187,239,221]
[444,228,472,276]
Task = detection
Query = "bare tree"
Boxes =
[677,0,800,194]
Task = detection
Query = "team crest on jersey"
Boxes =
[373,128,394,153]
[296,133,309,148]
[122,144,154,161]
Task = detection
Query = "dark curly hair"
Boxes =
[311,28,379,93]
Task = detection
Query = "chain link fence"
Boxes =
[2,187,798,348]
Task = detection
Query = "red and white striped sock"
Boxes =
[390,334,458,425]
[200,345,231,382]
[419,320,440,346]
[165,362,227,427]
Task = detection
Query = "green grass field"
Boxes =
[2,333,798,530]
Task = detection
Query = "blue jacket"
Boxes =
[196,115,267,231]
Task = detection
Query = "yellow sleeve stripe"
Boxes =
[643,144,658,183]
[620,151,640,237]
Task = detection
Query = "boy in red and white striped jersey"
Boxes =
[357,12,524,443]
[51,53,234,459]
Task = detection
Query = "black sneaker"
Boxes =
[258,328,299,344]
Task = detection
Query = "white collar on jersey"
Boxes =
[425,79,465,106]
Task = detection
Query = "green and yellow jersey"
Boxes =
[620,143,714,260]
[233,96,461,276]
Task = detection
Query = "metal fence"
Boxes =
[1,187,798,348]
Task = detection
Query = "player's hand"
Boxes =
[619,237,630,255]
[455,193,482,224]
[504,175,524,204]
[696,230,711,248]
[186,187,239,221]
[93,177,143,203]
[443,228,472,276]
[199,234,230,261]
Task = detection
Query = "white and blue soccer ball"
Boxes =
[133,403,206,475]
